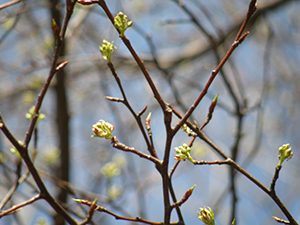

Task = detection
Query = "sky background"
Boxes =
[1,0,300,225]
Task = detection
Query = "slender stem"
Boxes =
[112,137,162,165]
[107,62,158,158]
[0,0,22,10]
[173,32,249,135]
[0,166,31,210]
[270,165,281,193]
[230,160,297,225]
[1,2,78,224]
[160,108,174,224]
[171,107,228,159]
[98,0,167,111]
[235,0,257,40]
[193,148,298,224]
[22,151,77,224]
[169,161,181,179]
[96,3,177,224]
[0,194,41,218]
[79,200,97,225]
[77,199,178,225]
[168,177,185,224]
[23,1,75,147]
[168,161,185,224]
[171,106,298,224]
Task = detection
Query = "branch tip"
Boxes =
[55,60,69,71]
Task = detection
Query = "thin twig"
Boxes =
[173,31,250,135]
[163,0,291,69]
[106,62,158,158]
[111,137,162,165]
[270,165,281,193]
[0,194,41,218]
[77,199,179,225]
[0,0,22,10]
[1,1,78,224]
[79,200,97,225]
[171,107,298,224]
[0,168,31,210]
[98,0,167,111]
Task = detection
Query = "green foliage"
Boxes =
[9,147,21,159]
[175,143,194,163]
[107,185,122,200]
[0,152,5,164]
[114,12,133,37]
[9,140,24,159]
[36,218,48,225]
[42,148,60,166]
[22,91,35,105]
[277,143,293,167]
[92,120,114,140]
[99,40,116,62]
[101,161,121,177]
[101,155,126,178]
[25,106,45,121]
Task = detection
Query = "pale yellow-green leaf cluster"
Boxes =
[278,143,293,167]
[92,120,114,140]
[175,143,194,163]
[114,12,133,37]
[99,40,116,62]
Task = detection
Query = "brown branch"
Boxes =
[0,167,31,210]
[79,200,97,225]
[97,0,167,111]
[270,165,281,193]
[0,116,23,151]
[106,62,158,158]
[235,0,257,40]
[161,108,174,224]
[171,106,298,224]
[192,147,298,225]
[23,0,74,147]
[171,186,195,208]
[171,107,228,159]
[76,199,178,225]
[200,96,218,130]
[168,160,185,224]
[0,6,23,46]
[229,160,297,225]
[0,0,22,10]
[0,120,75,224]
[111,137,162,165]
[173,31,250,135]
[160,0,294,69]
[169,161,181,179]
[0,194,41,218]
[48,2,71,224]
[95,4,175,223]
[1,1,78,224]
